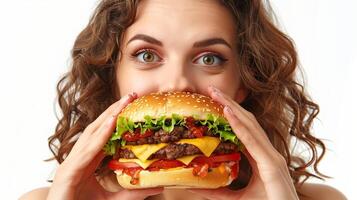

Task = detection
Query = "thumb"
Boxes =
[106,187,164,200]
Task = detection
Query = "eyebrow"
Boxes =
[126,34,232,49]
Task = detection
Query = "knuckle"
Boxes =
[245,119,256,130]
[238,127,256,146]
[230,116,241,128]
[242,133,255,146]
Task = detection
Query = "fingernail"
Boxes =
[131,92,138,98]
[122,94,130,101]
[224,105,233,115]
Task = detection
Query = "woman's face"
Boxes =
[116,0,246,101]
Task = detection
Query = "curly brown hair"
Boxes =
[48,0,328,190]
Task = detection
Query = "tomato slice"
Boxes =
[191,153,241,166]
[108,153,240,171]
[210,153,241,162]
[148,159,185,169]
[108,159,185,171]
[108,160,142,170]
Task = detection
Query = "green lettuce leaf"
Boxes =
[103,140,118,155]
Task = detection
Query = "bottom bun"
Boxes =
[115,163,234,189]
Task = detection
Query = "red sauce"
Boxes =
[192,163,209,178]
[185,117,207,138]
[123,168,142,185]
[122,129,154,142]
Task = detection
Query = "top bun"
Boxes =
[119,92,224,122]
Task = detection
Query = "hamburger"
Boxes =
[103,91,244,189]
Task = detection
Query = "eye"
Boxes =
[132,49,161,63]
[195,53,227,66]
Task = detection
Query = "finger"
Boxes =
[208,85,253,120]
[73,114,117,166]
[224,105,275,165]
[63,91,137,171]
[109,187,164,200]
[68,93,137,160]
[84,92,138,135]
[80,151,106,181]
[208,86,259,136]
[208,86,279,165]
[65,100,125,167]
[208,86,270,142]
[187,188,240,200]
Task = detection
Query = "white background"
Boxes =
[0,0,356,199]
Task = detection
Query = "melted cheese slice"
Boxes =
[123,136,220,162]
[177,136,220,157]
[123,143,168,162]
[177,155,200,165]
[119,158,158,169]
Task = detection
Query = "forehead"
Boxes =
[122,0,237,45]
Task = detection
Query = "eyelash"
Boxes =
[130,48,228,66]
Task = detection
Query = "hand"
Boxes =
[47,93,163,200]
[187,86,299,200]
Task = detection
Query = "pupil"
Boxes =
[143,52,154,62]
[203,56,214,65]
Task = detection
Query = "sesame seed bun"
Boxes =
[119,91,224,121]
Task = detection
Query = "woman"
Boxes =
[21,0,346,199]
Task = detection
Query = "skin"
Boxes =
[116,0,246,101]
[20,0,346,199]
